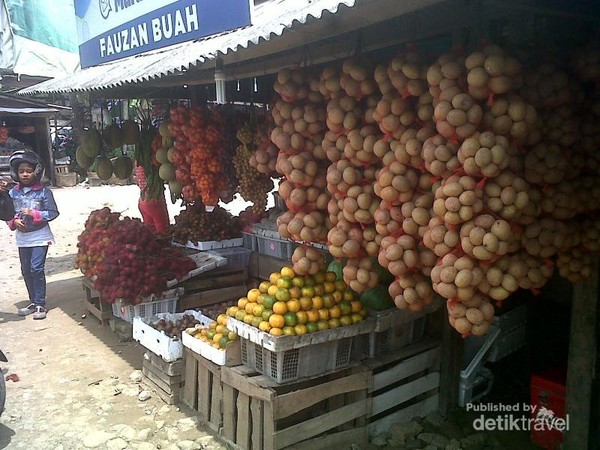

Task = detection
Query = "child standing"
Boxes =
[6,150,59,320]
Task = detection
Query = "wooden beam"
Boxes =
[438,311,462,416]
[564,257,599,450]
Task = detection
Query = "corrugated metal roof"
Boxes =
[19,0,356,95]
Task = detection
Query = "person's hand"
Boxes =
[20,208,32,217]
[14,218,26,231]
[0,181,9,193]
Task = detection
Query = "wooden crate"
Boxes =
[183,347,368,450]
[142,351,184,405]
[364,338,441,438]
[178,266,248,311]
[81,277,111,325]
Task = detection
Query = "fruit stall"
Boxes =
[20,0,600,448]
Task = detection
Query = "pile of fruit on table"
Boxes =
[185,314,238,351]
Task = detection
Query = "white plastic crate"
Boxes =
[242,231,258,251]
[207,247,252,267]
[240,335,354,383]
[181,328,241,366]
[133,310,211,362]
[488,324,527,362]
[112,288,182,323]
[458,367,494,407]
[493,304,527,332]
[255,235,294,260]
[173,237,244,251]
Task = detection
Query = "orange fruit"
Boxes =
[288,286,301,299]
[323,281,336,294]
[339,315,353,327]
[269,272,281,285]
[235,310,247,321]
[282,326,296,336]
[259,321,272,333]
[314,272,326,284]
[306,309,319,323]
[335,281,346,292]
[270,327,284,336]
[243,314,254,325]
[228,332,238,341]
[343,289,355,302]
[252,304,265,317]
[217,314,228,325]
[216,324,225,334]
[284,312,298,327]
[238,297,249,309]
[299,296,313,311]
[258,281,271,294]
[276,277,292,290]
[262,295,277,310]
[275,288,291,302]
[244,302,255,315]
[306,322,319,334]
[257,294,267,305]
[213,333,224,344]
[272,301,288,315]
[313,285,325,296]
[316,320,329,331]
[292,276,305,288]
[351,313,363,324]
[304,276,316,287]
[301,286,315,298]
[328,318,341,329]
[312,296,324,310]
[247,289,261,303]
[332,291,343,302]
[267,285,279,296]
[329,305,342,319]
[339,300,352,316]
[317,309,330,321]
[351,300,363,313]
[322,294,335,308]
[286,299,301,313]
[251,316,263,328]
[325,271,337,282]
[269,314,285,329]
[261,309,273,321]
[295,311,308,325]
[227,306,239,317]
[280,267,295,279]
[294,324,308,335]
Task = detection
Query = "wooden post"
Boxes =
[564,258,599,450]
[438,304,463,416]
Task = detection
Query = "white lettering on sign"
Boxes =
[99,23,149,57]
[151,4,198,43]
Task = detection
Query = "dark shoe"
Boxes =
[18,303,36,316]
[32,306,46,320]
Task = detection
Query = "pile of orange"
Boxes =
[186,313,238,350]
[226,266,367,336]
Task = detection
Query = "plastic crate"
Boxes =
[359,316,427,358]
[488,324,527,362]
[207,247,252,267]
[459,367,494,407]
[256,235,294,259]
[132,310,210,362]
[494,304,527,332]
[240,336,354,383]
[242,232,258,251]
[112,294,179,323]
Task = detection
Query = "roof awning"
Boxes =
[19,0,358,95]
[0,106,59,114]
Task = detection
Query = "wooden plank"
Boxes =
[222,384,237,443]
[142,359,182,387]
[565,257,598,450]
[438,308,462,416]
[371,372,440,417]
[145,351,184,376]
[273,400,368,449]
[250,397,265,450]
[180,267,247,291]
[197,363,212,423]
[273,371,369,420]
[236,392,251,450]
[286,428,367,450]
[179,285,248,311]
[221,366,274,403]
[362,338,441,371]
[141,365,182,394]
[183,350,198,409]
[372,347,440,392]
[368,394,439,438]
[141,375,179,405]
[210,370,223,429]
[197,353,223,377]
[263,400,275,450]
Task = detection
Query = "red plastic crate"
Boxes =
[530,366,567,450]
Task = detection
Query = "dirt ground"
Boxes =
[0,184,229,450]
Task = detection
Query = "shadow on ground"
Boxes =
[45,275,144,371]
[0,422,15,448]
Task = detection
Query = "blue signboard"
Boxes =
[74,0,252,68]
